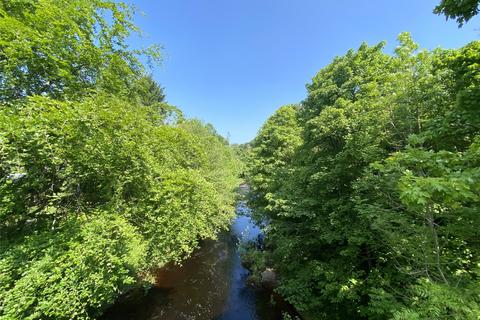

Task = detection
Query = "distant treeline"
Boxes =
[246,3,480,319]
[0,1,241,319]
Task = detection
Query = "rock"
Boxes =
[260,268,277,288]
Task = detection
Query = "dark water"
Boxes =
[102,202,287,320]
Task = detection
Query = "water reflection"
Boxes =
[102,202,283,320]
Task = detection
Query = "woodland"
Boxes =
[246,1,480,319]
[1,0,479,319]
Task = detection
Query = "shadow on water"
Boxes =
[101,202,288,320]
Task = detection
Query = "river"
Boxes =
[101,201,288,320]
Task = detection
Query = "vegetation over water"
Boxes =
[1,1,479,319]
[246,5,480,319]
[0,1,240,319]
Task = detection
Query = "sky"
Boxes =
[127,0,479,144]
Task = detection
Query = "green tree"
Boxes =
[0,1,241,318]
[0,0,160,101]
[434,0,480,26]
[0,93,241,320]
[247,35,480,319]
[247,104,302,221]
[134,75,166,106]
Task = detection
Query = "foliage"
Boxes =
[133,75,166,106]
[180,119,243,207]
[0,92,240,319]
[231,143,251,178]
[0,0,160,101]
[247,34,480,319]
[0,214,145,320]
[247,105,302,222]
[0,1,241,318]
[240,241,270,285]
[434,0,480,26]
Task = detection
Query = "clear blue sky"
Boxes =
[127,0,479,144]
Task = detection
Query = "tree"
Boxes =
[434,0,480,26]
[247,34,480,319]
[0,92,241,320]
[247,104,302,221]
[0,0,161,101]
[0,1,241,318]
[134,75,166,106]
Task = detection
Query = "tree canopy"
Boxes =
[0,0,162,101]
[247,34,480,319]
[0,1,241,319]
[434,0,480,26]
[1,1,479,319]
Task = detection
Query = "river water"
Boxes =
[102,201,287,320]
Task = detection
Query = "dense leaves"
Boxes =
[0,93,240,320]
[0,0,161,101]
[247,34,480,319]
[434,0,480,26]
[0,1,240,319]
